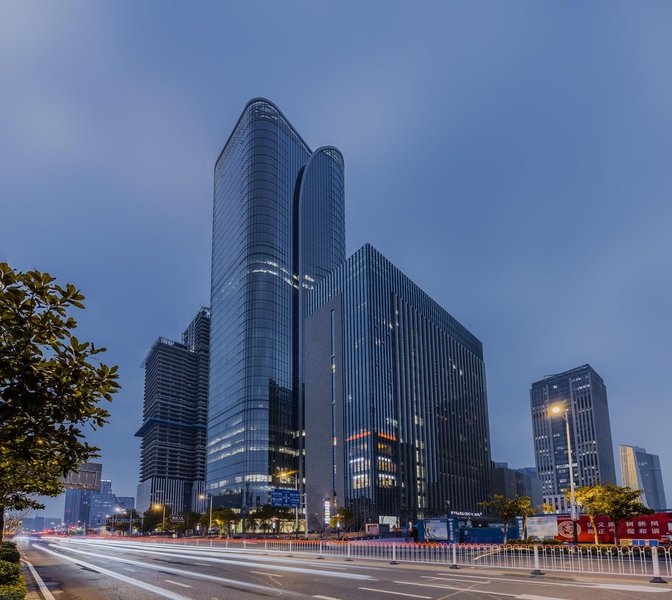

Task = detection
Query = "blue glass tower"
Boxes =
[209,99,345,508]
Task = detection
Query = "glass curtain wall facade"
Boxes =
[620,445,667,511]
[209,98,345,508]
[135,308,210,514]
[304,244,492,527]
[530,364,616,512]
[63,489,92,528]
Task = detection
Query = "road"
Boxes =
[17,537,672,600]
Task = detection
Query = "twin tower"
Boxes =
[207,98,491,528]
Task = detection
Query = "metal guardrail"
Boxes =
[153,538,670,581]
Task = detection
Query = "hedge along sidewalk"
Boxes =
[0,564,27,600]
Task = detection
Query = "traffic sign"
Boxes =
[271,489,300,508]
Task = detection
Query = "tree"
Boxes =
[0,263,120,540]
[514,496,537,541]
[211,508,238,538]
[571,484,652,545]
[173,511,201,536]
[479,495,519,543]
[329,508,355,534]
[141,507,163,533]
[542,503,555,514]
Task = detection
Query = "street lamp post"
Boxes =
[199,493,214,537]
[154,489,174,536]
[113,507,122,535]
[550,404,579,545]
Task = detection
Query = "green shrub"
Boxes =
[0,544,16,550]
[0,580,27,600]
[0,550,19,565]
[0,561,21,586]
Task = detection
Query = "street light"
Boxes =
[549,402,578,544]
[112,507,123,535]
[199,493,214,537]
[153,502,167,534]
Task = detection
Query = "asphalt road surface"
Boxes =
[17,537,672,600]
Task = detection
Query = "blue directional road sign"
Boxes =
[271,489,301,508]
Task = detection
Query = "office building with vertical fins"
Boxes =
[304,244,492,527]
[136,307,210,514]
[208,98,345,508]
[530,364,616,513]
[620,445,667,511]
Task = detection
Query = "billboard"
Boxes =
[270,489,300,508]
[422,518,458,542]
[527,516,558,539]
[63,462,102,491]
[555,513,671,544]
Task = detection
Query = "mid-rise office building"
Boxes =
[208,98,345,508]
[530,364,616,512]
[136,307,210,514]
[620,445,666,511]
[116,496,135,511]
[89,479,116,528]
[492,462,543,507]
[63,488,92,528]
[304,244,492,527]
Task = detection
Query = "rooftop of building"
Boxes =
[531,363,604,387]
[313,242,483,354]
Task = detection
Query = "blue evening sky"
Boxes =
[2,1,671,517]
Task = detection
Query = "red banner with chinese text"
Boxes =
[555,513,671,543]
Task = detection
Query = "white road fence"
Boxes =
[160,538,671,581]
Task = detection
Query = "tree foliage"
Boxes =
[570,484,653,544]
[0,263,120,539]
[329,507,355,532]
[480,495,536,543]
[210,508,239,537]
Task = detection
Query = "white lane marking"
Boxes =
[42,542,306,597]
[194,562,210,566]
[62,538,353,567]
[313,596,343,600]
[250,570,284,577]
[358,587,432,599]
[435,572,672,593]
[422,575,492,585]
[32,546,192,600]
[21,559,57,600]
[396,581,515,597]
[595,584,672,593]
[435,572,491,579]
[123,567,136,572]
[400,582,569,600]
[165,580,192,588]
[49,538,350,571]
[49,540,368,580]
[517,596,567,600]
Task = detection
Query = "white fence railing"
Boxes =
[152,538,671,581]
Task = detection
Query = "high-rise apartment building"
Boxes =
[304,244,492,527]
[208,98,345,508]
[136,307,210,514]
[530,364,616,512]
[620,445,667,511]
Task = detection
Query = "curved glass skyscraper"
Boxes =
[209,98,345,508]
